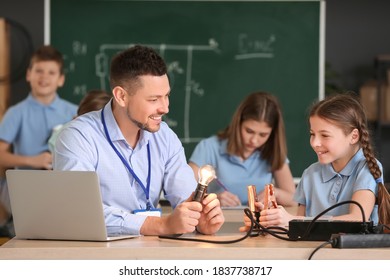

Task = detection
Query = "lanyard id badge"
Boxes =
[101,106,154,211]
[133,208,162,217]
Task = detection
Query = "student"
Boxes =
[0,45,77,236]
[0,45,77,170]
[241,93,389,230]
[189,91,296,207]
[53,45,224,236]
[48,89,111,154]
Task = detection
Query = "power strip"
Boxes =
[331,233,390,248]
[288,219,373,241]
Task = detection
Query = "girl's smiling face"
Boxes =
[309,115,360,172]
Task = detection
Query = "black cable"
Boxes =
[300,200,367,240]
[250,217,293,241]
[247,200,369,259]
[158,200,369,259]
[158,208,255,244]
[251,200,367,241]
[308,240,333,260]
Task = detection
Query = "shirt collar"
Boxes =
[321,148,364,182]
[102,100,149,148]
[27,93,60,109]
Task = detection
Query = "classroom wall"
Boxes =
[1,0,390,179]
[0,0,44,106]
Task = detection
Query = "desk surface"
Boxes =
[1,209,390,260]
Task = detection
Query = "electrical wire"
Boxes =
[299,200,368,240]
[159,208,255,244]
[158,200,372,260]
[308,240,333,260]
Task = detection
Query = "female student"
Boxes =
[189,91,296,207]
[241,92,390,230]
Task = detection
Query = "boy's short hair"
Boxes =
[109,45,167,93]
[29,45,64,74]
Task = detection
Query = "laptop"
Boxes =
[6,170,139,241]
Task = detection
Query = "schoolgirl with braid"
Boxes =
[241,92,390,230]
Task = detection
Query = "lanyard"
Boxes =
[101,107,153,210]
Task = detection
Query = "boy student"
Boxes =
[0,45,77,234]
[54,45,225,236]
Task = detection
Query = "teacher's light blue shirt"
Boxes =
[294,149,380,223]
[189,136,275,204]
[54,101,196,235]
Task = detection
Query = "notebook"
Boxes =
[6,170,139,241]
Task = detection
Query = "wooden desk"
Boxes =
[1,209,390,260]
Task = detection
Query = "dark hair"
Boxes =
[29,45,64,74]
[218,91,287,171]
[109,45,167,93]
[77,90,111,116]
[309,92,390,225]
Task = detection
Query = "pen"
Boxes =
[215,178,229,192]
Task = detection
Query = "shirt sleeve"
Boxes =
[104,204,147,236]
[0,106,22,143]
[188,137,216,167]
[353,160,381,195]
[53,125,97,171]
[160,129,197,208]
[293,168,308,206]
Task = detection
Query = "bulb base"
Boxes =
[193,183,207,202]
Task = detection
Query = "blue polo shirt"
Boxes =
[294,148,380,223]
[0,94,77,156]
[189,136,274,204]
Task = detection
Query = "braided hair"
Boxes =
[309,92,390,226]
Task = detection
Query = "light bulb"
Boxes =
[198,164,216,186]
[192,164,216,202]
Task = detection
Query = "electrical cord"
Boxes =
[302,200,376,259]
[299,200,368,240]
[159,208,255,244]
[308,240,333,260]
[159,201,386,260]
[263,200,368,259]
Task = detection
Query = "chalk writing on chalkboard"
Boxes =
[50,0,323,177]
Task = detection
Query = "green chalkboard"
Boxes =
[49,0,324,177]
